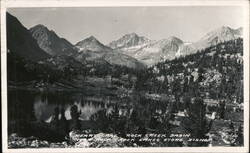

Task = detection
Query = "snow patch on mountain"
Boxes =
[110,35,185,66]
[108,33,151,49]
[107,26,243,66]
[74,36,145,69]
[192,26,242,50]
[75,36,112,52]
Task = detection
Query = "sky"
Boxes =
[8,6,244,44]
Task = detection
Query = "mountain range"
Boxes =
[74,36,145,69]
[7,12,243,68]
[196,26,242,48]
[108,26,243,65]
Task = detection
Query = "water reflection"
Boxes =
[32,91,114,122]
[8,89,172,137]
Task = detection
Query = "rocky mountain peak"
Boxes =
[75,36,112,52]
[235,27,243,36]
[195,26,242,49]
[221,25,232,30]
[30,24,47,30]
[155,36,183,48]
[201,26,235,40]
[108,33,151,49]
[124,32,139,38]
[237,27,243,31]
[6,13,50,61]
[29,24,77,56]
[75,36,102,47]
[86,35,98,41]
[218,26,234,35]
[167,36,184,44]
[30,24,51,35]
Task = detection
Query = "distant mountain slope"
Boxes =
[74,36,145,69]
[193,26,242,49]
[108,33,151,49]
[108,27,243,66]
[134,36,184,65]
[234,27,243,37]
[180,26,243,56]
[6,13,50,61]
[75,36,112,52]
[137,38,243,101]
[40,55,84,72]
[109,34,185,66]
[30,24,77,56]
[102,51,145,69]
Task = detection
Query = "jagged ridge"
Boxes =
[30,24,77,56]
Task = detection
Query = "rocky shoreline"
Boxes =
[8,131,135,148]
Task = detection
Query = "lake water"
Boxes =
[8,90,120,123]
[8,89,171,141]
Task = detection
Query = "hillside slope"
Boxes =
[30,24,77,56]
[7,13,50,61]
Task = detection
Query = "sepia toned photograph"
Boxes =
[1,0,249,152]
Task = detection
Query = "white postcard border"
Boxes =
[1,0,249,152]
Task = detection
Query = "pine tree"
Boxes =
[218,100,226,119]
[181,97,213,146]
[235,124,243,146]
